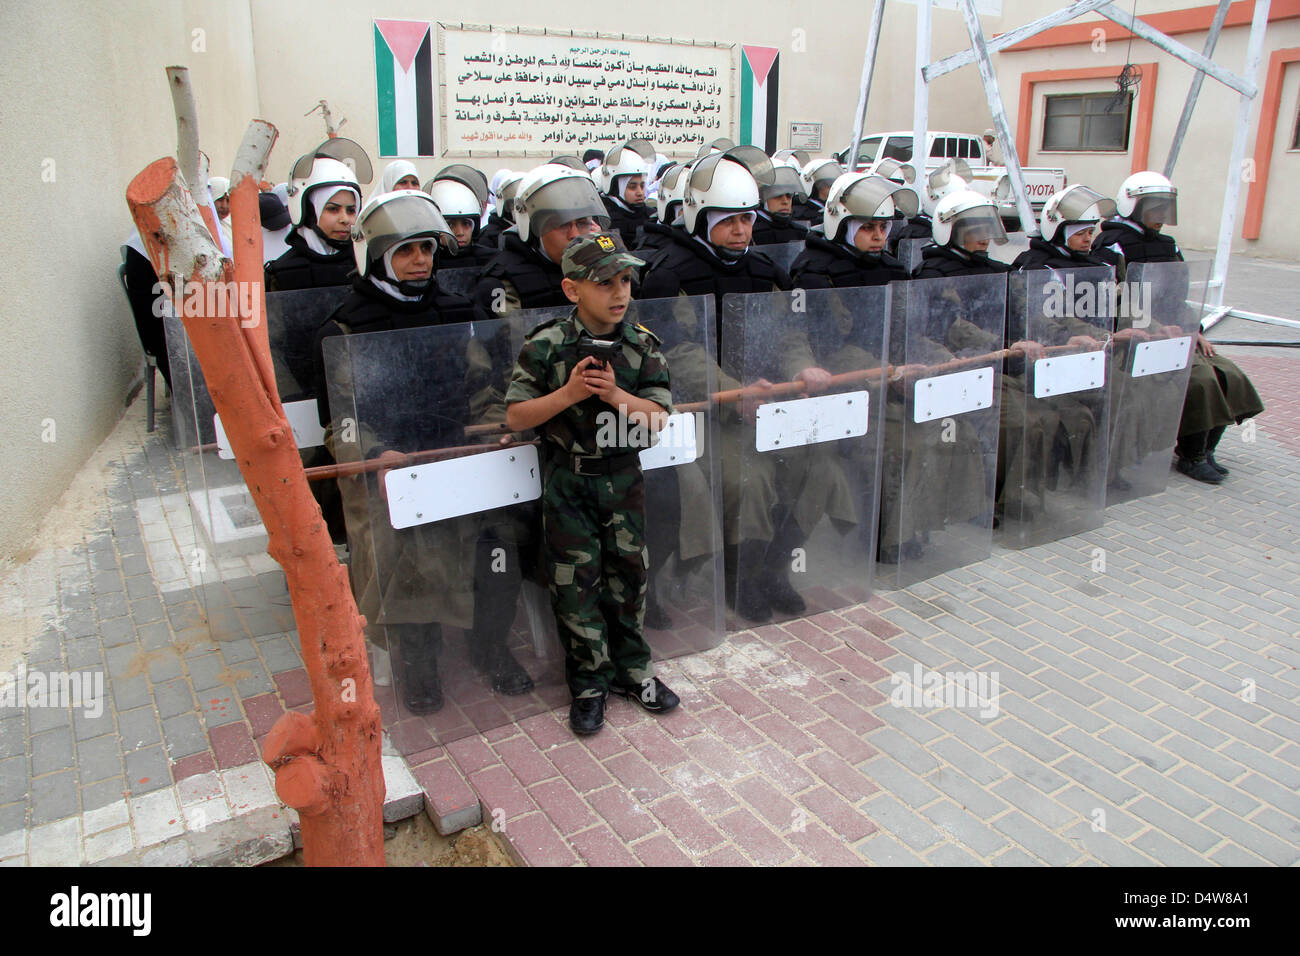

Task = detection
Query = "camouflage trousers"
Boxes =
[542,459,655,699]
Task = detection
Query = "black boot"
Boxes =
[393,623,443,714]
[1205,425,1229,476]
[763,518,807,616]
[643,583,672,630]
[1175,430,1224,485]
[734,540,773,623]
[470,536,534,696]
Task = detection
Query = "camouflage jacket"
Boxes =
[506,308,674,457]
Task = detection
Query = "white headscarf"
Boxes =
[379,160,420,194]
[705,209,756,235]
[1064,222,1093,243]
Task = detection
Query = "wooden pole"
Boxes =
[127,148,384,867]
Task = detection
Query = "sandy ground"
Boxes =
[263,815,516,867]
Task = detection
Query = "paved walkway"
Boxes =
[1,307,1297,865]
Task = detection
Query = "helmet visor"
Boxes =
[1133,193,1177,226]
[843,177,919,219]
[694,137,737,160]
[524,177,611,237]
[548,154,587,170]
[951,208,1009,246]
[360,193,454,261]
[761,165,805,200]
[608,139,658,167]
[435,164,489,207]
[1056,185,1117,224]
[872,158,916,184]
[291,137,373,183]
[809,160,843,187]
[692,147,774,191]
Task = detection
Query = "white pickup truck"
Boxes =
[834,131,1067,231]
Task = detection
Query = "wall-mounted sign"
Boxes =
[440,26,735,156]
[789,122,822,151]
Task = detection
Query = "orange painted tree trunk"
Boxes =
[126,124,384,865]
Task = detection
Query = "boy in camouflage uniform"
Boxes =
[506,233,681,735]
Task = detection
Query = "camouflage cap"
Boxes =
[561,232,644,282]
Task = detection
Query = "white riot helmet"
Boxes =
[513,164,610,243]
[429,164,489,211]
[932,189,1008,248]
[597,138,657,195]
[682,146,774,235]
[760,165,807,204]
[694,137,737,161]
[496,172,525,224]
[355,190,455,279]
[799,159,844,203]
[1116,170,1178,226]
[656,163,690,224]
[926,159,972,204]
[285,138,373,227]
[208,176,230,202]
[424,178,482,245]
[1039,184,1117,243]
[824,173,920,242]
[773,148,811,170]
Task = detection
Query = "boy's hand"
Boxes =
[374,450,407,504]
[564,355,599,403]
[582,360,622,404]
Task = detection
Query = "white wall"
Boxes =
[0,0,259,560]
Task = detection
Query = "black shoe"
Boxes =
[1176,456,1225,484]
[486,645,534,696]
[735,575,772,623]
[765,569,806,616]
[569,694,606,735]
[1206,453,1229,476]
[643,591,672,630]
[402,660,443,714]
[611,677,680,714]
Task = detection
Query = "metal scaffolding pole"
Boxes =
[1208,0,1272,310]
[924,0,1113,82]
[848,0,889,170]
[912,0,931,189]
[1096,1,1255,96]
[1164,0,1233,177]
[957,0,1039,236]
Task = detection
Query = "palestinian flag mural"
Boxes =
[374,19,435,157]
[740,46,779,154]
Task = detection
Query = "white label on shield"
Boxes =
[215,399,326,459]
[639,413,699,471]
[1131,336,1192,378]
[912,367,994,423]
[755,391,870,452]
[385,444,541,529]
[1033,350,1106,398]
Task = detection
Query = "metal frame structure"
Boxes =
[845,0,1278,326]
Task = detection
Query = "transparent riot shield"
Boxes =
[721,288,889,625]
[434,267,480,299]
[896,238,929,275]
[322,298,724,747]
[626,295,726,654]
[757,240,805,276]
[1000,268,1113,548]
[1106,259,1206,505]
[163,287,346,642]
[882,272,1007,587]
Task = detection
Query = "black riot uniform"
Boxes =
[1093,217,1263,480]
[752,209,809,245]
[639,227,792,327]
[471,229,570,320]
[1012,235,1110,271]
[265,228,356,291]
[914,243,1011,279]
[603,194,654,248]
[478,211,511,251]
[790,230,907,289]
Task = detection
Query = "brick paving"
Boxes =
[2,322,1297,865]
